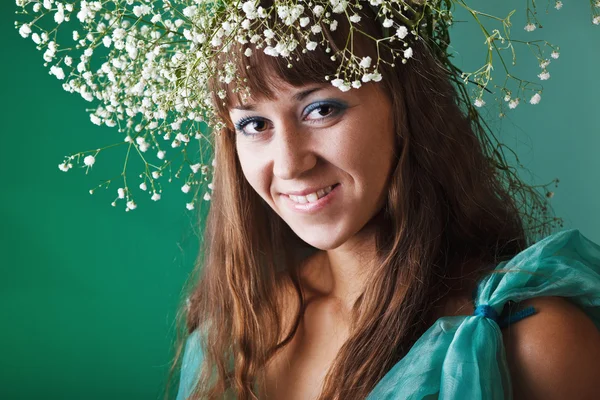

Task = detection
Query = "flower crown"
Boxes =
[14,0,600,215]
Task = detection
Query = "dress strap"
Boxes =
[473,303,537,329]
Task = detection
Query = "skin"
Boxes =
[228,80,600,399]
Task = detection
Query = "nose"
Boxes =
[272,122,317,180]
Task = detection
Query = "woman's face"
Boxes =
[229,79,397,250]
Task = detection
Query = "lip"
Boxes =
[281,183,340,214]
[282,184,338,196]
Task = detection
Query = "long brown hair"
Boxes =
[168,4,558,399]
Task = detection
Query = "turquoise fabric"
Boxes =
[177,228,600,399]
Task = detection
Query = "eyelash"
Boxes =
[234,101,346,136]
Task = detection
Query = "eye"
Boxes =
[234,116,270,136]
[303,101,346,122]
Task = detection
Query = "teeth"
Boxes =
[288,185,335,204]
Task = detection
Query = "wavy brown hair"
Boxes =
[167,3,560,399]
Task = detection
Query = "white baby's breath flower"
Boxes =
[117,188,125,199]
[112,28,126,41]
[90,114,102,125]
[530,93,542,105]
[474,98,486,108]
[183,6,197,18]
[306,41,318,51]
[593,16,600,25]
[331,78,344,88]
[330,20,338,31]
[50,65,65,80]
[139,142,149,152]
[242,1,257,18]
[152,170,161,179]
[151,192,161,201]
[504,94,511,102]
[54,8,65,24]
[404,47,413,59]
[240,19,251,30]
[257,6,268,18]
[203,192,211,201]
[508,99,519,109]
[58,162,72,172]
[524,23,536,32]
[64,56,72,66]
[157,150,165,160]
[310,25,322,34]
[313,5,324,17]
[396,26,408,39]
[190,163,201,174]
[538,71,550,80]
[371,72,382,82]
[383,18,394,28]
[19,23,31,38]
[83,155,96,166]
[349,14,361,23]
[551,51,560,59]
[555,1,563,10]
[539,59,550,69]
[31,33,41,44]
[313,5,325,18]
[133,5,152,17]
[186,202,195,210]
[139,182,147,191]
[331,0,347,13]
[126,200,137,210]
[244,48,253,57]
[300,17,310,27]
[264,29,275,39]
[359,56,372,69]
[181,184,191,193]
[338,82,351,92]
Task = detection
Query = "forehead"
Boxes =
[229,82,332,111]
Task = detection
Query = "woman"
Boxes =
[174,4,600,400]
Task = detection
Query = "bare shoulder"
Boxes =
[501,296,600,400]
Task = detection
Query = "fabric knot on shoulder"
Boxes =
[473,303,536,329]
[473,304,499,321]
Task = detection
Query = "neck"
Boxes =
[300,224,380,316]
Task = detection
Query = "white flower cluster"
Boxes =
[468,0,598,114]
[13,0,600,208]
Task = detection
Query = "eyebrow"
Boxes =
[231,86,325,111]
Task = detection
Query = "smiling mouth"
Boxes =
[287,184,339,204]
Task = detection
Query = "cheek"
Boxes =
[336,115,395,178]
[236,145,271,199]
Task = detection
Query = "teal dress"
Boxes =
[177,229,600,399]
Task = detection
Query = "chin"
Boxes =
[288,224,350,250]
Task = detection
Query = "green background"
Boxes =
[1,1,598,400]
